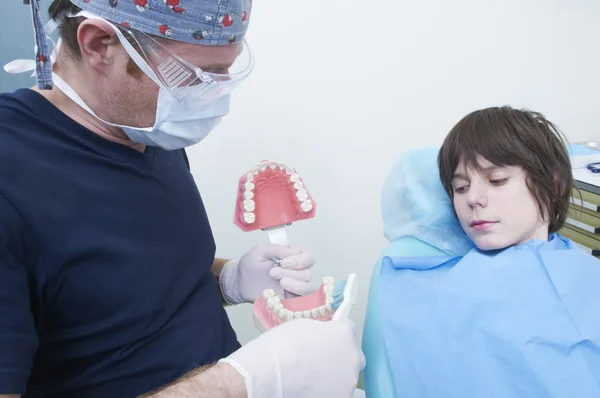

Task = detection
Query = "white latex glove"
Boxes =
[219,243,316,304]
[219,318,366,398]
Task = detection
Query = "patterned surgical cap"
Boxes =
[25,0,253,89]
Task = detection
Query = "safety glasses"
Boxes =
[114,23,255,103]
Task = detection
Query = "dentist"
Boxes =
[0,1,364,397]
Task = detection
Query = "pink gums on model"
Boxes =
[234,160,316,232]
[252,280,335,331]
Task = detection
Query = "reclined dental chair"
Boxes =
[361,147,474,397]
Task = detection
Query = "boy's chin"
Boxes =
[471,234,512,252]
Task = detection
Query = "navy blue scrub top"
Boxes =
[0,89,240,397]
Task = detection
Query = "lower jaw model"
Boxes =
[253,276,336,331]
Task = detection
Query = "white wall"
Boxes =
[187,0,600,346]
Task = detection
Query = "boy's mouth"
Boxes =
[470,220,498,231]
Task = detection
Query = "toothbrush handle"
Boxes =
[332,274,358,321]
[332,303,350,321]
[266,226,296,298]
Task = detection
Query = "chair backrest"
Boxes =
[381,146,473,257]
[362,147,473,397]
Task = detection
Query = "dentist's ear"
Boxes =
[76,19,122,75]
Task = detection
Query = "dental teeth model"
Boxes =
[234,160,316,234]
[234,161,317,298]
[253,276,336,332]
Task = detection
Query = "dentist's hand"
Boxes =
[219,243,316,304]
[219,318,366,398]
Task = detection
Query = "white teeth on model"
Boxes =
[262,277,345,322]
[262,288,276,300]
[245,164,316,222]
[278,309,287,320]
[274,303,284,316]
[296,189,309,202]
[243,199,255,212]
[318,306,327,317]
[300,200,313,212]
[325,288,334,307]
[243,212,255,224]
[243,190,254,200]
[270,304,331,321]
[267,297,280,309]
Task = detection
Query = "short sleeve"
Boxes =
[0,193,39,394]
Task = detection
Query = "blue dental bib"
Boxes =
[379,233,600,397]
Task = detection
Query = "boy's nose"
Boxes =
[467,184,488,208]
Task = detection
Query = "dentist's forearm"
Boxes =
[139,363,247,398]
[211,258,232,306]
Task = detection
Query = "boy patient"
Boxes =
[437,106,572,251]
[378,106,600,398]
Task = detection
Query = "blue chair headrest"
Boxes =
[381,147,474,256]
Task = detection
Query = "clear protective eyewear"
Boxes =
[115,24,255,103]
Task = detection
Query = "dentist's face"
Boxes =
[451,158,549,251]
[68,18,242,132]
[106,39,241,129]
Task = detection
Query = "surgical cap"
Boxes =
[381,147,475,256]
[24,0,253,89]
[67,0,253,46]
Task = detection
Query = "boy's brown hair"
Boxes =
[437,106,573,233]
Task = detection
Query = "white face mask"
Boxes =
[52,73,230,151]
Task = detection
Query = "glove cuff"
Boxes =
[219,345,282,398]
[218,358,254,398]
[219,260,244,305]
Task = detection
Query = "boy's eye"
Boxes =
[454,185,469,194]
[490,178,508,185]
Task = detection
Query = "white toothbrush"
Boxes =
[332,273,358,321]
